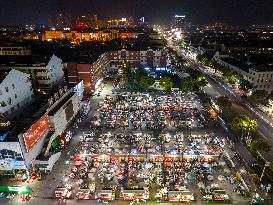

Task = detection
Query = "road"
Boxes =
[179,54,273,161]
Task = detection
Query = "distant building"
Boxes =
[214,54,273,94]
[48,13,72,29]
[66,49,168,94]
[0,69,33,126]
[0,55,65,94]
[171,15,187,29]
[107,18,129,28]
[0,46,31,56]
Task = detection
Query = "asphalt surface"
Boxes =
[181,55,273,162]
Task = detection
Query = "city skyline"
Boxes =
[0,0,272,25]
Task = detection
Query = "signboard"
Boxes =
[23,115,49,152]
[0,142,26,170]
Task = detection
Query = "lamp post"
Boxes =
[257,151,270,182]
[260,162,270,182]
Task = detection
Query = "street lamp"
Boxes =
[260,162,270,182]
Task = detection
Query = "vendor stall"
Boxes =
[168,190,194,202]
[212,190,229,201]
[98,189,115,201]
[120,189,149,201]
[76,189,91,200]
[55,188,72,199]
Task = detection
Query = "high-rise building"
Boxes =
[48,13,72,29]
[171,15,187,30]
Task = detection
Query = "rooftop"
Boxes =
[3,97,48,142]
[48,91,75,116]
[0,55,51,67]
[251,64,273,72]
[220,57,255,73]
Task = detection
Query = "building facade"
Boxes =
[0,69,33,123]
[67,49,168,94]
[214,55,273,94]
[0,46,31,56]
[0,55,65,94]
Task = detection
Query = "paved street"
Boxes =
[180,55,273,161]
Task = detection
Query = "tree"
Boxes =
[250,90,268,101]
[160,77,174,90]
[240,79,252,90]
[196,76,208,90]
[139,76,155,89]
[251,139,271,153]
[182,60,191,69]
[180,76,195,92]
[226,71,239,85]
[216,96,232,109]
[231,115,259,144]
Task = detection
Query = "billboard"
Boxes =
[23,115,49,152]
[0,142,26,170]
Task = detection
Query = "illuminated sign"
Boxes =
[23,115,49,151]
[175,15,186,18]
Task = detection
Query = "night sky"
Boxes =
[0,0,272,25]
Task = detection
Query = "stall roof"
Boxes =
[122,189,145,193]
[169,190,192,195]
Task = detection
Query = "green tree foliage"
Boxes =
[196,76,208,89]
[231,115,259,134]
[139,76,155,89]
[182,59,191,69]
[226,71,239,85]
[250,90,268,101]
[240,79,253,90]
[216,96,232,109]
[160,77,174,90]
[180,76,195,92]
[251,139,271,153]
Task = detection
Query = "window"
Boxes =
[11,107,14,112]
[15,94,17,98]
[17,103,20,108]
[0,90,2,95]
[5,87,8,92]
[12,84,15,89]
[8,97,11,105]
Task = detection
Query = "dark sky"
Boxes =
[0,0,272,25]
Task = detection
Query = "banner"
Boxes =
[23,115,49,151]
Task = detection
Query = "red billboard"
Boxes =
[23,115,49,151]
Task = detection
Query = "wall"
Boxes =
[45,90,83,155]
[0,69,33,118]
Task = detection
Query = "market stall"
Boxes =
[120,189,149,201]
[98,189,115,201]
[168,190,194,202]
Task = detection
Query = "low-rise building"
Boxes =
[0,82,84,175]
[0,69,33,125]
[0,54,65,94]
[0,46,31,56]
[67,49,168,94]
[214,54,273,94]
